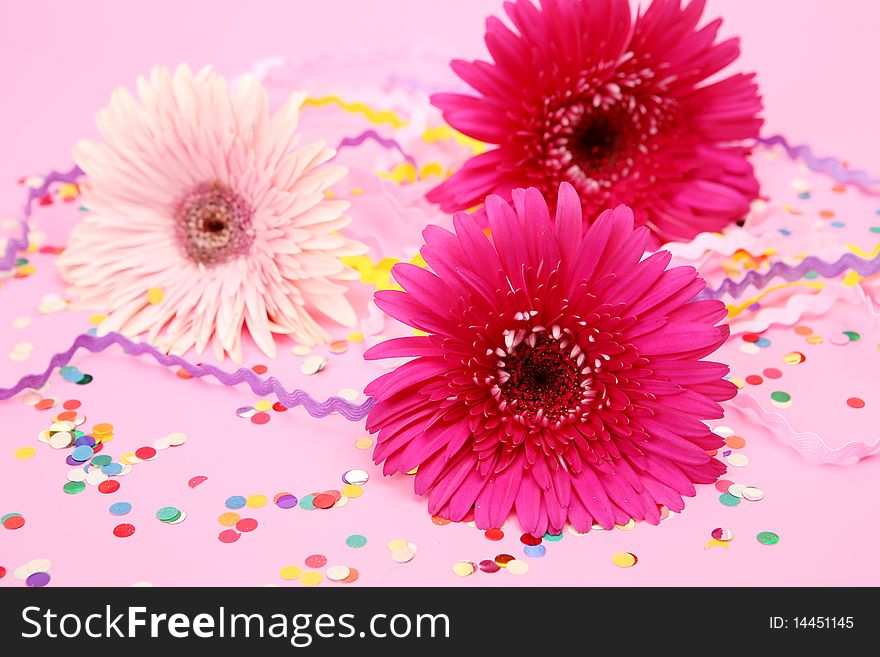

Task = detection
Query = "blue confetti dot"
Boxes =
[778,229,791,236]
[524,544,547,558]
[109,502,132,516]
[71,445,94,462]
[102,463,123,475]
[755,338,771,348]
[831,221,845,228]
[225,495,246,510]
[797,192,811,199]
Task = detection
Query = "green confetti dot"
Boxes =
[719,493,741,507]
[869,226,880,234]
[770,391,791,403]
[155,506,181,522]
[63,481,86,495]
[1,512,22,524]
[346,534,368,548]
[804,271,819,280]
[90,454,112,467]
[757,531,779,545]
[299,494,316,511]
[543,532,564,542]
[843,331,860,342]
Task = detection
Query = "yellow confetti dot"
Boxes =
[350,187,363,196]
[93,423,113,434]
[89,314,107,325]
[246,494,267,508]
[729,377,746,389]
[612,552,637,568]
[17,263,36,276]
[704,539,730,550]
[806,335,824,345]
[354,437,373,450]
[842,270,863,287]
[218,512,240,527]
[615,519,636,531]
[119,452,138,465]
[14,446,37,460]
[58,183,79,199]
[147,287,164,304]
[387,538,409,551]
[405,467,418,475]
[341,484,363,498]
[254,400,272,412]
[11,316,31,329]
[347,331,365,343]
[300,571,323,586]
[452,561,475,577]
[280,565,302,580]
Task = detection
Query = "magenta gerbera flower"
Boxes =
[365,183,736,534]
[428,0,763,245]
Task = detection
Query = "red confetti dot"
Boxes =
[188,476,208,488]
[745,375,763,386]
[62,399,81,410]
[113,523,136,538]
[92,442,104,454]
[34,399,55,411]
[98,480,120,494]
[3,515,25,530]
[218,529,240,543]
[715,479,733,493]
[272,402,288,412]
[235,517,258,532]
[323,489,342,503]
[250,412,271,425]
[305,554,327,568]
[135,446,157,460]
[0,566,5,579]
[313,494,336,509]
[763,368,782,379]
[847,397,866,409]
[484,528,504,541]
[479,559,501,573]
[520,533,542,546]
[38,195,53,206]
[742,333,761,343]
[251,364,268,375]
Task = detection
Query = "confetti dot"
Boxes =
[299,495,316,510]
[218,529,240,543]
[494,554,515,567]
[218,512,240,527]
[506,559,529,575]
[253,400,272,412]
[156,506,181,522]
[134,446,156,460]
[113,523,136,538]
[280,565,302,580]
[431,515,451,526]
[225,495,246,509]
[757,531,779,545]
[484,528,504,541]
[612,552,637,568]
[26,572,51,587]
[724,435,746,449]
[783,352,805,365]
[63,481,85,495]
[479,559,501,573]
[14,446,37,459]
[188,476,208,488]
[275,494,298,509]
[711,528,734,541]
[739,342,760,355]
[391,547,416,563]
[452,561,476,577]
[250,412,271,425]
[341,484,363,498]
[326,566,351,582]
[715,479,733,493]
[520,533,542,546]
[251,364,268,375]
[745,374,763,386]
[235,517,258,532]
[742,486,764,501]
[763,368,782,379]
[523,544,547,558]
[300,571,323,586]
[2,514,25,530]
[346,534,368,548]
[354,437,373,450]
[109,502,132,516]
[98,480,120,494]
[300,356,327,375]
[847,397,865,409]
[770,391,792,408]
[726,453,749,467]
[719,493,741,507]
[342,469,369,485]
[246,494,267,508]
[313,493,336,509]
[305,554,327,568]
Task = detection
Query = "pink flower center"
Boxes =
[490,325,594,429]
[173,182,254,265]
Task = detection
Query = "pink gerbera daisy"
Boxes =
[365,183,736,534]
[58,65,365,361]
[428,0,763,245]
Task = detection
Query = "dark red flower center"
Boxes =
[174,181,254,265]
[571,115,621,165]
[490,325,594,430]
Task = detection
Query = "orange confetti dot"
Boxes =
[252,364,268,375]
[431,515,451,526]
[794,326,813,336]
[484,528,504,541]
[819,209,835,218]
[725,435,747,449]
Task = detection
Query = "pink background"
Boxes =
[1,1,879,587]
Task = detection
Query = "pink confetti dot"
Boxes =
[305,554,327,568]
